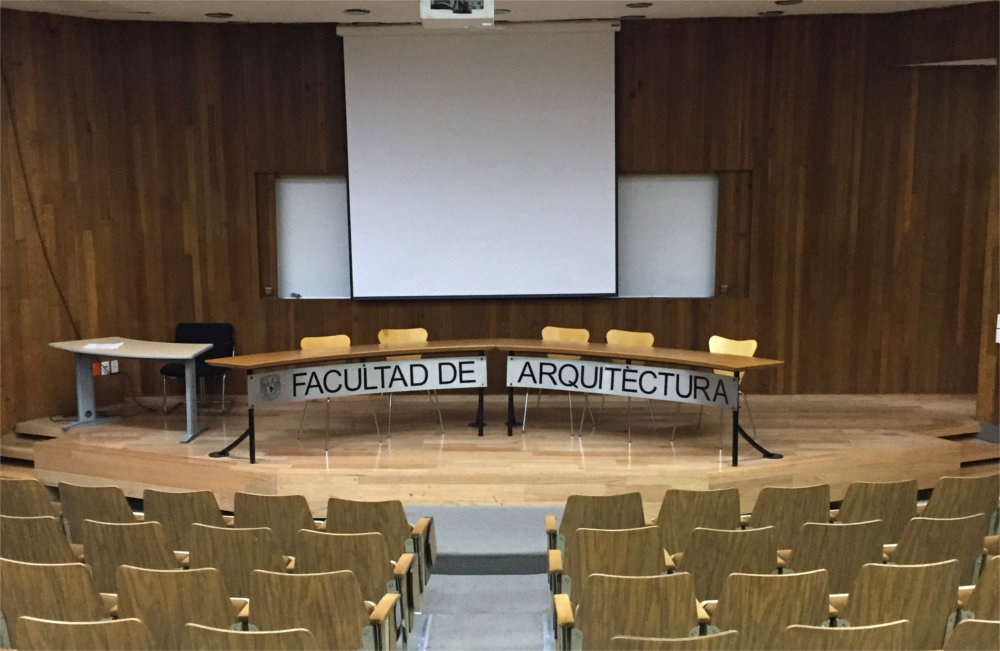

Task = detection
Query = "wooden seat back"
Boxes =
[678,526,776,602]
[181,623,318,651]
[15,616,155,651]
[655,488,741,556]
[892,513,988,584]
[0,477,59,518]
[786,519,884,593]
[748,484,831,550]
[563,526,665,603]
[557,492,646,551]
[233,492,316,557]
[187,524,287,598]
[0,514,78,563]
[82,519,179,592]
[58,482,136,544]
[143,488,227,551]
[836,479,917,544]
[779,620,911,650]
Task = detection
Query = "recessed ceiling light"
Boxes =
[758,10,784,16]
[775,0,803,5]
[494,8,510,14]
[626,2,653,8]
[204,12,233,19]
[620,15,646,20]
[343,8,371,16]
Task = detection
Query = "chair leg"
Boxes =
[522,390,531,432]
[324,397,331,451]
[626,395,632,442]
[297,400,310,440]
[428,390,444,433]
[219,374,228,412]
[387,393,393,439]
[567,392,575,436]
[371,397,383,443]
[646,399,657,431]
[162,377,169,413]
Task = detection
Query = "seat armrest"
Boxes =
[174,551,190,567]
[915,502,926,516]
[701,600,718,618]
[662,549,677,572]
[100,593,118,617]
[553,593,575,651]
[696,599,710,624]
[829,593,849,613]
[882,543,896,562]
[985,534,999,556]
[829,508,839,521]
[957,585,975,610]
[222,514,234,526]
[545,515,558,550]
[284,555,295,572]
[230,598,249,622]
[70,542,85,562]
[393,553,416,632]
[369,593,400,651]
[740,514,751,527]
[411,516,436,586]
[394,553,415,578]
[548,549,563,593]
[776,551,789,569]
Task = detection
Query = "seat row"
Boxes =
[1,558,395,650]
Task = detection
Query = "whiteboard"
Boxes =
[617,175,718,298]
[275,177,351,299]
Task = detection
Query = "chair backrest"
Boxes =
[541,325,590,360]
[0,477,59,517]
[712,569,831,651]
[840,560,959,650]
[82,519,179,592]
[677,526,776,601]
[563,526,666,603]
[605,329,655,364]
[233,492,316,557]
[187,523,287,598]
[325,496,413,559]
[117,565,240,651]
[295,529,395,603]
[655,488,742,555]
[748,484,831,550]
[786,519,884,593]
[181,623,319,651]
[377,327,427,361]
[575,573,700,650]
[557,492,647,550]
[836,479,918,544]
[922,473,999,522]
[58,482,136,543]
[0,514,78,563]
[891,513,988,584]
[0,559,110,648]
[175,322,236,359]
[300,334,351,351]
[779,620,911,651]
[250,569,369,651]
[966,556,1000,621]
[142,488,227,551]
[610,631,740,650]
[15,616,156,651]
[708,335,757,379]
[943,619,1000,651]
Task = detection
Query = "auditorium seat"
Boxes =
[778,619,911,650]
[117,565,249,650]
[610,631,741,650]
[233,491,317,557]
[830,559,958,650]
[142,488,231,552]
[250,569,399,651]
[943,619,1000,651]
[58,482,139,544]
[377,327,443,437]
[920,473,999,522]
[742,483,831,552]
[957,555,999,621]
[555,572,706,650]
[15,616,155,651]
[524,326,594,435]
[709,569,830,651]
[601,328,658,441]
[324,496,435,596]
[674,526,776,602]
[888,513,988,584]
[551,525,667,600]
[82,519,182,592]
[545,491,647,552]
[779,519,884,593]
[831,479,918,544]
[654,488,742,559]
[187,523,290,598]
[0,559,115,649]
[0,514,80,563]
[181,623,318,651]
[0,477,60,518]
[295,529,414,637]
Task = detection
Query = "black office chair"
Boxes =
[160,322,235,413]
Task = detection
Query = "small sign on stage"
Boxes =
[506,355,739,410]
[248,356,487,408]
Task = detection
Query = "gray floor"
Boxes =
[403,506,559,650]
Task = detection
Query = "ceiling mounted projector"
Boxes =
[420,0,495,28]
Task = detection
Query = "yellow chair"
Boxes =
[377,328,444,437]
[524,326,594,435]
[688,335,759,444]
[298,335,381,447]
[602,329,657,442]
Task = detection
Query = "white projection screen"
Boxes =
[339,24,618,298]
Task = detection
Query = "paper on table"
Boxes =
[83,342,124,350]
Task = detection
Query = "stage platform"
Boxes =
[12,393,996,519]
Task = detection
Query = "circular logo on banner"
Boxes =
[258,374,281,402]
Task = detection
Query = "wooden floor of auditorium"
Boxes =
[3,393,997,518]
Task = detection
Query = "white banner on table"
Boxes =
[506,355,739,410]
[249,356,487,408]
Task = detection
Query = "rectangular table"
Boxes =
[49,337,213,443]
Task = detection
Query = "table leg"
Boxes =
[62,353,120,429]
[180,358,208,443]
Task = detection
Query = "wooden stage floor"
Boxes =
[17,393,997,518]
